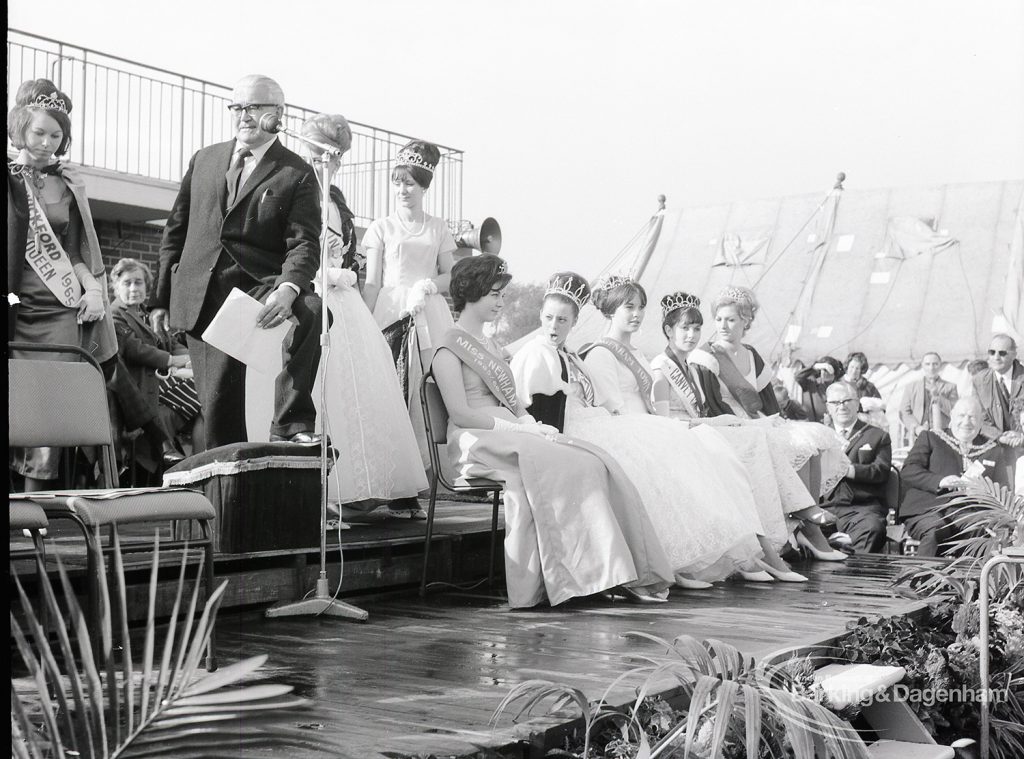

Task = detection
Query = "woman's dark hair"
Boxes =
[661,293,703,340]
[543,271,591,318]
[391,139,441,189]
[817,355,845,380]
[845,351,869,370]
[8,79,74,157]
[591,278,647,318]
[450,254,511,312]
[109,258,153,297]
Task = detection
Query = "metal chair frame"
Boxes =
[9,342,218,669]
[418,369,503,597]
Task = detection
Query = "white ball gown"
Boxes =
[511,336,765,581]
[439,330,674,609]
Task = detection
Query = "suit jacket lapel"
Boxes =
[211,141,234,213]
[227,141,280,213]
[844,420,867,455]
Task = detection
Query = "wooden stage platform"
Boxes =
[11,501,939,758]
[213,552,933,758]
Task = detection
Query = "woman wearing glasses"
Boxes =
[7,78,118,491]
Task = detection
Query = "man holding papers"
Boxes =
[151,74,322,450]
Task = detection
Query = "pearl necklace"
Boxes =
[396,210,426,236]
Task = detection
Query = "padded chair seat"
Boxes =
[452,476,503,490]
[10,499,49,531]
[22,489,215,527]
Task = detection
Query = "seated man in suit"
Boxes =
[900,396,1012,556]
[819,381,892,553]
[972,334,1024,480]
[151,74,323,450]
[899,352,958,446]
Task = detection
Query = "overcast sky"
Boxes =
[9,0,1024,282]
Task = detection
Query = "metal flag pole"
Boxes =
[265,126,367,621]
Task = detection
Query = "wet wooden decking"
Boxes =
[212,552,937,758]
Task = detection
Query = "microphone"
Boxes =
[258,113,342,156]
[258,113,284,133]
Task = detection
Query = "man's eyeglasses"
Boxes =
[988,349,1010,357]
[227,103,277,116]
[826,398,857,407]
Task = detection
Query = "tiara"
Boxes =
[595,274,634,293]
[719,286,753,304]
[661,292,700,317]
[545,277,590,310]
[31,93,69,114]
[395,148,436,175]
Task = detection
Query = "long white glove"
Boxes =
[653,400,671,417]
[492,416,558,439]
[324,267,357,291]
[403,278,439,317]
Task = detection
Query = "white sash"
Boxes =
[652,352,701,417]
[23,179,82,307]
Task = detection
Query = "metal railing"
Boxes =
[6,29,463,226]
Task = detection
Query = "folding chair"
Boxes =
[8,343,218,669]
[10,498,50,633]
[419,369,503,597]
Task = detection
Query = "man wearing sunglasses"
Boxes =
[971,334,1024,455]
[151,74,323,450]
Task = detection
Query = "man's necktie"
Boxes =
[225,149,252,208]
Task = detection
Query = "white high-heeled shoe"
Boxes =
[736,566,775,582]
[754,558,808,583]
[795,530,848,561]
[674,573,713,590]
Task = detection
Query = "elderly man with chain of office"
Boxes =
[151,75,322,450]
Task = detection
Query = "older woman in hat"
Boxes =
[299,114,427,512]
[361,139,457,516]
[7,78,117,490]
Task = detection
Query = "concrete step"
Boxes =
[814,662,906,709]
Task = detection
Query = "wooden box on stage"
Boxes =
[163,442,325,554]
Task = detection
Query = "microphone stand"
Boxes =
[265,127,367,621]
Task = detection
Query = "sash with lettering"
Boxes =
[587,338,656,414]
[21,176,82,307]
[651,351,703,418]
[561,348,595,406]
[440,328,523,416]
[708,342,772,417]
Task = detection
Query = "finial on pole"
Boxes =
[834,172,846,190]
[657,194,666,211]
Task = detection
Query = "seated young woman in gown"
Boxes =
[687,286,851,561]
[650,291,848,561]
[511,272,803,584]
[430,256,674,608]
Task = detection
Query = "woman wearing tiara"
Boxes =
[432,256,674,608]
[652,291,848,560]
[300,114,427,507]
[513,272,805,584]
[362,139,457,516]
[8,79,118,490]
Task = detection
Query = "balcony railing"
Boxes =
[6,29,463,227]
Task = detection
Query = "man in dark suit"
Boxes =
[901,397,1012,556]
[151,74,322,450]
[972,334,1024,458]
[820,381,892,553]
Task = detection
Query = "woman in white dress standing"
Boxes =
[432,256,674,608]
[301,115,427,508]
[513,273,803,584]
[362,140,456,517]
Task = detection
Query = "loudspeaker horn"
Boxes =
[455,217,502,254]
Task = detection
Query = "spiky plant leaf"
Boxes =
[11,534,312,757]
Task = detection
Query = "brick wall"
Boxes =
[95,220,164,276]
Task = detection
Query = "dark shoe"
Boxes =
[161,446,186,467]
[269,431,323,445]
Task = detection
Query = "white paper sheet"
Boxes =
[201,288,291,375]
